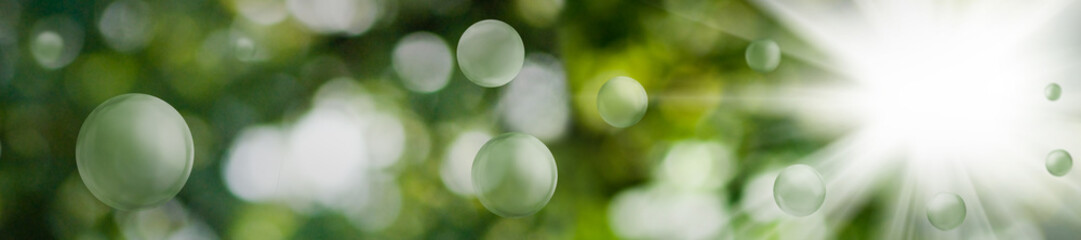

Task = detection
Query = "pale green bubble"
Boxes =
[1046,83,1062,101]
[457,19,524,88]
[471,132,557,217]
[597,76,648,128]
[31,31,64,66]
[745,39,781,73]
[773,164,825,216]
[927,192,966,230]
[76,93,194,210]
[1046,149,1072,177]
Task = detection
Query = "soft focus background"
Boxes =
[7,0,1078,239]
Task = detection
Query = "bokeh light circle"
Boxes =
[393,32,454,93]
[498,53,570,141]
[76,93,194,210]
[441,130,492,196]
[286,0,381,35]
[234,0,289,25]
[31,32,63,66]
[223,126,288,202]
[30,15,83,69]
[98,0,154,52]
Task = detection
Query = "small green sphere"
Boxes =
[927,192,966,230]
[746,39,781,73]
[457,20,524,88]
[1046,83,1062,101]
[773,164,826,216]
[471,132,557,217]
[1046,149,1072,177]
[76,93,194,210]
[597,76,648,128]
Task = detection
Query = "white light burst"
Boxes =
[741,0,1081,238]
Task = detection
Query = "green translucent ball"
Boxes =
[1046,83,1062,101]
[746,39,781,73]
[773,164,825,216]
[471,132,558,217]
[76,93,194,210]
[1046,149,1072,177]
[457,19,524,88]
[597,76,648,128]
[927,192,966,230]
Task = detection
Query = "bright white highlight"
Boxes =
[609,186,727,239]
[725,0,1081,238]
[847,20,1033,150]
[498,53,571,142]
[287,104,369,205]
[440,130,492,196]
[286,0,381,35]
[221,79,407,229]
[223,126,288,202]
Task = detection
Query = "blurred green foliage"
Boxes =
[0,0,846,239]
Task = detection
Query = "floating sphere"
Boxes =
[393,32,454,93]
[773,164,825,216]
[746,39,781,73]
[457,19,524,88]
[1046,149,1072,177]
[1046,83,1062,101]
[76,94,194,210]
[927,192,966,230]
[597,76,648,128]
[471,132,557,217]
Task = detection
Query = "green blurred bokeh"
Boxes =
[0,0,843,239]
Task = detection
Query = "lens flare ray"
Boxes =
[655,0,1081,238]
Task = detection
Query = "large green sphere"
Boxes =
[597,76,648,128]
[76,93,194,210]
[457,19,524,88]
[746,39,781,73]
[773,164,826,216]
[1046,149,1072,177]
[471,132,557,217]
[927,192,966,230]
